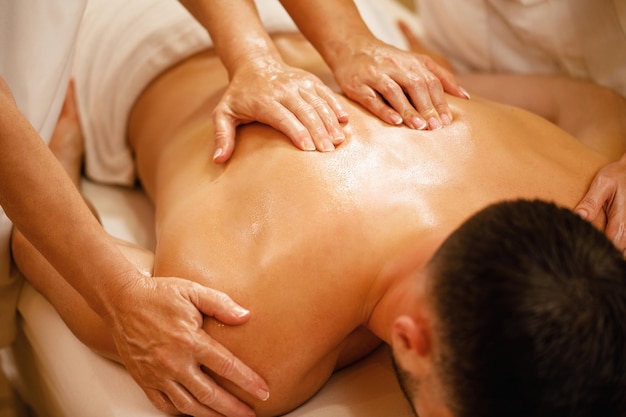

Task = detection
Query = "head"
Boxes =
[391,199,626,417]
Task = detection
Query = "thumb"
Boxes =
[574,178,612,222]
[212,112,237,164]
[433,66,469,99]
[194,285,251,326]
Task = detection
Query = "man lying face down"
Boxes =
[11,0,626,416]
[392,199,626,417]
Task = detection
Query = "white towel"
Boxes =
[74,0,412,186]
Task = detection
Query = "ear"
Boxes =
[391,314,432,375]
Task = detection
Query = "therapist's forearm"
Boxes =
[0,88,142,319]
[279,0,375,70]
[179,0,284,76]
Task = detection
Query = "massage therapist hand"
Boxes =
[107,274,269,417]
[328,34,465,131]
[181,0,348,163]
[211,55,349,163]
[279,0,468,130]
[575,153,626,252]
[181,0,468,164]
[0,79,268,417]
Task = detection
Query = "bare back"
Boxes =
[127,34,612,415]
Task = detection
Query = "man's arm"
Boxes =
[0,77,268,417]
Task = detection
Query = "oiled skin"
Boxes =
[122,34,611,415]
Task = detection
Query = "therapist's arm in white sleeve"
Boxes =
[0,76,268,417]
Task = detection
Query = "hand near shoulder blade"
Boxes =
[575,154,626,252]
[212,57,348,163]
[331,28,467,132]
[108,273,269,417]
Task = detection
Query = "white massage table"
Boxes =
[0,1,420,415]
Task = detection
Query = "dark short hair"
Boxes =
[429,199,626,417]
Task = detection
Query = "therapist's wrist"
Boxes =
[88,265,152,325]
[223,43,284,80]
[322,33,378,72]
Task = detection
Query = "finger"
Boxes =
[194,286,252,325]
[574,176,614,222]
[166,374,254,417]
[196,333,270,401]
[144,387,181,415]
[182,366,260,417]
[190,287,270,400]
[347,83,404,127]
[370,73,429,130]
[314,85,350,145]
[281,93,335,152]
[603,197,626,250]
[300,89,344,149]
[402,73,442,130]
[423,58,470,100]
[406,69,452,127]
[259,102,316,151]
[212,110,238,164]
[316,85,349,124]
[607,220,626,251]
[156,383,209,417]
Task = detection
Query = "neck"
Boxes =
[367,276,417,343]
[365,239,437,343]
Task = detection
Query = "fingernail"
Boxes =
[233,306,250,318]
[428,117,442,130]
[257,389,270,401]
[213,147,223,161]
[333,131,345,143]
[302,138,316,151]
[460,87,471,100]
[412,117,428,130]
[441,113,452,126]
[322,139,335,152]
[574,209,588,219]
[390,113,403,126]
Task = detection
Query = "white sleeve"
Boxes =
[0,1,87,143]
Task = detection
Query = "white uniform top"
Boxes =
[417,0,626,96]
[0,0,86,346]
